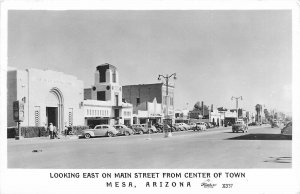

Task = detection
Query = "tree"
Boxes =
[194,101,201,110]
[255,104,262,122]
[264,109,270,121]
[193,101,209,116]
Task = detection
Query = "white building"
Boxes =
[132,98,163,124]
[7,68,84,131]
[83,64,133,127]
[210,109,224,126]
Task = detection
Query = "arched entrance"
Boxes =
[45,88,64,132]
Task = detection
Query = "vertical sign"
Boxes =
[13,100,24,140]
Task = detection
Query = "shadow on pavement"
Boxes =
[264,156,292,164]
[227,133,292,140]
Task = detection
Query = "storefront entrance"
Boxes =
[46,107,58,127]
[45,87,64,131]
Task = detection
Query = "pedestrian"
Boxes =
[67,125,73,135]
[49,123,54,139]
[53,125,57,139]
[64,125,68,137]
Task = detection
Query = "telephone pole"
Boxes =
[231,96,242,121]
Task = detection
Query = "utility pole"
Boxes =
[158,73,177,137]
[231,96,242,121]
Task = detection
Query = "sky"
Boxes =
[8,10,292,114]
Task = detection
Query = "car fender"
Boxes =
[84,131,95,137]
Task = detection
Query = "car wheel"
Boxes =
[107,131,114,137]
[125,131,130,136]
[139,130,144,135]
[84,133,91,139]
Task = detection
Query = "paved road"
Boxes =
[7,125,292,169]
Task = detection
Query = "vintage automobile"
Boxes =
[174,123,186,131]
[194,122,207,131]
[281,121,292,136]
[131,124,153,134]
[232,120,248,133]
[271,120,280,128]
[141,124,158,133]
[189,123,196,128]
[154,123,164,133]
[180,123,191,130]
[81,125,118,139]
[113,124,134,136]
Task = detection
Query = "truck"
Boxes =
[232,120,248,133]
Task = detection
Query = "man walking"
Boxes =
[49,123,54,139]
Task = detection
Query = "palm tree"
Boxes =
[255,104,262,123]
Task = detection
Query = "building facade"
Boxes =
[131,98,163,124]
[7,68,84,131]
[83,64,133,127]
[122,83,175,123]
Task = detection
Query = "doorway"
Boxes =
[46,107,58,127]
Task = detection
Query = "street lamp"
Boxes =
[158,73,177,136]
[231,96,242,121]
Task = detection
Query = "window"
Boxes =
[95,126,102,129]
[115,94,119,106]
[97,91,106,101]
[99,70,106,83]
[112,71,116,83]
[136,98,140,105]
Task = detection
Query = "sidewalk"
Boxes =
[7,134,80,145]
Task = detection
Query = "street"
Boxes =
[7,125,291,169]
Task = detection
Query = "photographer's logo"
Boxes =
[201,179,217,189]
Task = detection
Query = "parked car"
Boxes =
[81,125,118,138]
[168,124,177,132]
[281,121,292,136]
[189,123,196,128]
[114,124,134,136]
[131,124,148,134]
[174,123,186,131]
[180,123,191,130]
[271,120,279,128]
[141,124,158,133]
[154,123,164,133]
[232,120,248,133]
[195,122,207,131]
[248,122,255,126]
[206,122,214,128]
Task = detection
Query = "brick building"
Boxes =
[122,83,175,124]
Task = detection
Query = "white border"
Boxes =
[1,1,299,194]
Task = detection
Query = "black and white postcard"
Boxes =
[0,0,299,194]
